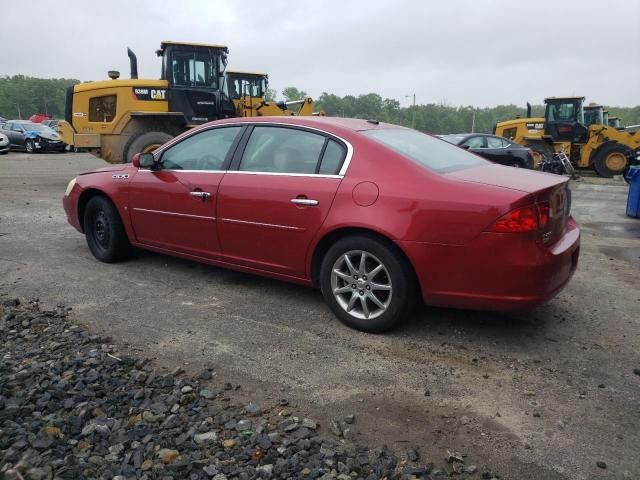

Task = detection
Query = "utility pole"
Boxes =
[405,93,416,129]
[471,111,476,133]
[15,103,22,120]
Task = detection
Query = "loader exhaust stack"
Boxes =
[127,48,138,80]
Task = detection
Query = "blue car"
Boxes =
[1,121,66,153]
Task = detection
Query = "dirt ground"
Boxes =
[1,152,638,479]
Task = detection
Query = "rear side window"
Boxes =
[487,136,506,148]
[239,126,326,174]
[89,95,117,122]
[362,128,488,174]
[318,139,346,175]
[462,136,484,148]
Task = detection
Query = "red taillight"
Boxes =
[488,203,550,233]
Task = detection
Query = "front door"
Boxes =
[128,125,243,258]
[217,125,348,277]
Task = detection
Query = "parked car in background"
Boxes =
[42,119,60,130]
[0,131,9,154]
[1,121,67,153]
[442,133,534,168]
[63,117,579,333]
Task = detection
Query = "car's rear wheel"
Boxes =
[84,196,131,263]
[25,140,35,153]
[320,235,415,333]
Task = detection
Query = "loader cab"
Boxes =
[584,104,605,127]
[226,71,268,101]
[226,70,269,117]
[158,41,235,125]
[608,116,622,129]
[544,96,588,143]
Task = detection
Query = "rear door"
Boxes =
[128,125,243,258]
[217,125,347,277]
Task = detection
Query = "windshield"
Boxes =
[23,124,55,134]
[362,128,488,174]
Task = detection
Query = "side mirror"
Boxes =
[133,152,156,169]
[460,144,471,150]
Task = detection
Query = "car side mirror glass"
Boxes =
[134,152,156,169]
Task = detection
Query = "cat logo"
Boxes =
[151,89,166,100]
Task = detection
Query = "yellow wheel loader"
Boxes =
[226,70,321,117]
[59,41,237,163]
[495,97,640,177]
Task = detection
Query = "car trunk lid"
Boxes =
[449,164,571,245]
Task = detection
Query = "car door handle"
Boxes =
[290,198,319,206]
[190,191,212,200]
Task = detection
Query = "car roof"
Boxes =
[211,116,406,136]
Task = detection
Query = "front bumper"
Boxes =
[63,194,82,233]
[0,145,9,153]
[35,139,67,152]
[399,217,580,311]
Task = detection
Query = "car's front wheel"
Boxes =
[83,196,131,263]
[320,235,416,333]
[25,140,35,153]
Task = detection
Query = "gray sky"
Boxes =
[3,0,640,107]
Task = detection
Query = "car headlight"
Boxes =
[65,178,77,196]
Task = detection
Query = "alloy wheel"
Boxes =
[330,250,392,320]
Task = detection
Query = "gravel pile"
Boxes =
[0,297,494,480]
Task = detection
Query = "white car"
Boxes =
[0,131,9,155]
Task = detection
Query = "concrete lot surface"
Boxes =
[1,152,638,479]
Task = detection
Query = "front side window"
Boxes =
[89,95,117,122]
[239,127,326,174]
[362,128,488,174]
[160,126,241,170]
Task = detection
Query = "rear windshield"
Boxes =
[361,128,488,173]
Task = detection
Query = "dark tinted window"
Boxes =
[161,126,241,170]
[362,128,488,174]
[89,95,117,122]
[318,139,346,175]
[240,127,325,174]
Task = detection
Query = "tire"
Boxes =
[25,140,35,153]
[507,159,523,168]
[592,143,630,177]
[83,196,131,263]
[319,235,417,333]
[123,131,174,163]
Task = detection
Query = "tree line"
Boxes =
[1,75,639,135]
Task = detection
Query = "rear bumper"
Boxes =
[399,217,580,311]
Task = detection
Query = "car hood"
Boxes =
[446,163,567,193]
[79,165,129,176]
[26,130,61,141]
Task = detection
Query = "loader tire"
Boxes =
[592,143,629,178]
[123,131,174,164]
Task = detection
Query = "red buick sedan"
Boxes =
[63,117,580,332]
